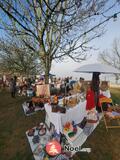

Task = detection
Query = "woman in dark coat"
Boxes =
[9,77,17,98]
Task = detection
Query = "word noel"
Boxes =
[64,145,81,152]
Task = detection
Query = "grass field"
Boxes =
[0,88,120,160]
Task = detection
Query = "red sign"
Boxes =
[46,140,61,156]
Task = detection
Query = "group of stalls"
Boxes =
[24,63,120,160]
[25,88,101,160]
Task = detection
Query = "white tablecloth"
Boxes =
[26,127,51,160]
[63,113,102,155]
[45,101,87,134]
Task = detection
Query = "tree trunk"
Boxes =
[45,66,49,84]
[39,38,51,84]
[45,55,51,84]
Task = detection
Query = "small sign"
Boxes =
[46,140,61,156]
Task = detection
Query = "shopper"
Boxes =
[9,77,16,98]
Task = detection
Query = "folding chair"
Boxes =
[100,97,120,131]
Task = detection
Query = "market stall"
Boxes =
[26,122,71,160]
[25,63,120,159]
[26,123,50,160]
[74,63,120,131]
[45,99,87,134]
[22,101,44,116]
[26,99,102,160]
[25,89,106,160]
[22,84,50,116]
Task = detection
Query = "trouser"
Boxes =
[11,91,15,98]
[95,91,101,112]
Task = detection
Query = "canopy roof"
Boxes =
[74,63,120,74]
[41,73,56,77]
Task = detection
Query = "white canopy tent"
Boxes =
[74,63,120,74]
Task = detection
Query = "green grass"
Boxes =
[0,88,120,160]
[110,88,120,105]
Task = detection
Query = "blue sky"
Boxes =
[51,13,120,82]
[0,1,119,82]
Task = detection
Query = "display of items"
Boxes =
[32,135,40,144]
[36,122,44,130]
[32,97,50,103]
[78,117,87,129]
[105,106,120,119]
[14,62,119,160]
[22,100,45,116]
[63,121,78,138]
[59,94,85,108]
[26,122,70,160]
[67,97,78,107]
[33,144,44,156]
[36,84,50,97]
[38,127,46,136]
[51,95,59,105]
[86,110,99,123]
[23,71,119,160]
[52,105,66,113]
[27,88,34,97]
[28,128,35,137]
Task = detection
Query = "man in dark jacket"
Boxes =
[9,76,17,98]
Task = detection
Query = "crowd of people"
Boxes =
[0,75,86,98]
[0,75,35,97]
[1,74,111,115]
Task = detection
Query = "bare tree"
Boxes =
[99,38,120,83]
[0,0,120,83]
[0,36,43,76]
